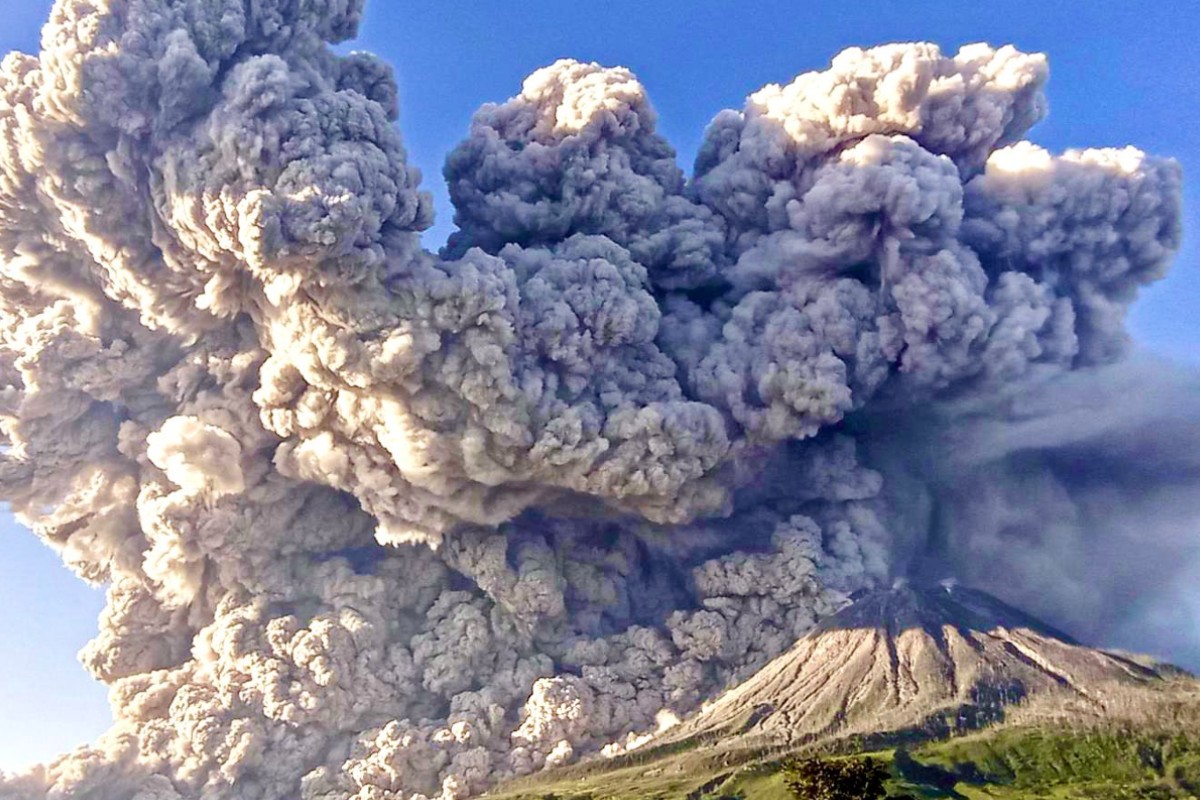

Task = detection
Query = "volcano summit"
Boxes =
[675,582,1190,747]
[491,585,1200,799]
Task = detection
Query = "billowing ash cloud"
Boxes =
[0,2,1188,797]
[859,357,1200,644]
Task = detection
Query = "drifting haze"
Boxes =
[0,1,1190,798]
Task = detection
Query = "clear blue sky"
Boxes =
[1,0,1196,771]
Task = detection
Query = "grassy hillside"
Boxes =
[485,724,1200,799]
[899,727,1200,798]
[485,677,1200,799]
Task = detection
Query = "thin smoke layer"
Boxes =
[0,2,1187,798]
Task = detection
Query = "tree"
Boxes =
[780,756,895,800]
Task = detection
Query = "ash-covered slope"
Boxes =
[673,583,1181,746]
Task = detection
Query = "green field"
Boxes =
[485,724,1200,800]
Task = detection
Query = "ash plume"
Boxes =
[0,3,1188,799]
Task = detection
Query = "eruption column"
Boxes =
[0,3,1187,799]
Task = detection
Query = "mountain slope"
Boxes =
[486,584,1200,799]
[672,582,1180,747]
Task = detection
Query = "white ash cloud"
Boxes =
[0,1,1186,798]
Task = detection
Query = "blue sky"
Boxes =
[1,0,1196,771]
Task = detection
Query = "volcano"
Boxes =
[489,584,1200,799]
[672,582,1186,747]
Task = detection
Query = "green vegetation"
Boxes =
[779,757,902,799]
[902,727,1200,798]
[484,724,1200,800]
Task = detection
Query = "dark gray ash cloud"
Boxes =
[0,2,1188,798]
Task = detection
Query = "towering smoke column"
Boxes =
[0,2,1189,799]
